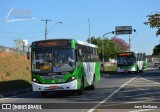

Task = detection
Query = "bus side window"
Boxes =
[79,50,84,62]
[75,49,79,61]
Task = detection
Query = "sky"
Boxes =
[0,0,160,55]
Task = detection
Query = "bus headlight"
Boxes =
[32,78,40,83]
[33,78,37,82]
[71,76,76,80]
[68,76,76,82]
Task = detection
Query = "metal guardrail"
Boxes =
[0,45,27,55]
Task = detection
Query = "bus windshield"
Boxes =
[117,56,135,66]
[32,48,75,73]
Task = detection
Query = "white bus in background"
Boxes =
[117,52,147,73]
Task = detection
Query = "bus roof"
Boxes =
[32,38,71,43]
[32,39,98,48]
[117,51,145,56]
[77,40,98,48]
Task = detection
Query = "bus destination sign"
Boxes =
[34,40,71,47]
[118,52,133,56]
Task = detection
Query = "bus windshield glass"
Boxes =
[117,56,135,66]
[32,48,75,73]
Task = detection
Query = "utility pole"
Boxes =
[41,19,51,40]
[88,19,91,43]
[14,39,22,54]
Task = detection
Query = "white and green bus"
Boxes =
[28,39,100,97]
[117,52,147,73]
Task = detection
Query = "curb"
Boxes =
[0,88,32,98]
[101,74,109,77]
[145,68,159,71]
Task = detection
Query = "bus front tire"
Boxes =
[77,78,84,95]
[89,85,95,90]
[139,70,143,73]
[89,75,95,90]
[135,67,139,74]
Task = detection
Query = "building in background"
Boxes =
[146,55,160,67]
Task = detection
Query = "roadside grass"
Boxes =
[0,52,31,93]
[101,66,117,74]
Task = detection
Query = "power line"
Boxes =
[59,19,86,29]
[0,31,43,40]
[41,19,51,40]
[0,30,43,34]
[89,21,104,36]
[0,31,43,39]
[48,21,63,34]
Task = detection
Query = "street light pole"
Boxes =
[102,35,104,62]
[101,31,114,71]
[48,21,63,34]
[129,34,131,51]
[102,31,114,63]
[129,29,136,51]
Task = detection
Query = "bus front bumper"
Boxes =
[118,67,136,72]
[32,79,77,91]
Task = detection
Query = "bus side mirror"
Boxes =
[78,49,82,56]
[27,52,30,60]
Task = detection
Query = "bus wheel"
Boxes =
[135,67,139,74]
[41,91,48,98]
[77,77,84,95]
[89,75,95,90]
[139,70,143,73]
[89,85,95,90]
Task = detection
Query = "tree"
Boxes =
[87,37,129,61]
[111,37,130,52]
[144,13,160,36]
[153,44,160,55]
[87,37,103,60]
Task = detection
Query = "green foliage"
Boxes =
[87,37,128,61]
[100,66,117,74]
[144,13,160,36]
[103,39,119,60]
[153,44,160,55]
[104,66,117,71]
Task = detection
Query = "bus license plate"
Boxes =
[50,86,58,89]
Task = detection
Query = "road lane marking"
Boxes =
[0,92,34,101]
[121,88,148,93]
[110,92,160,100]
[87,76,138,112]
[139,76,160,84]
[126,84,160,87]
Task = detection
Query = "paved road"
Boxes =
[0,69,160,112]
